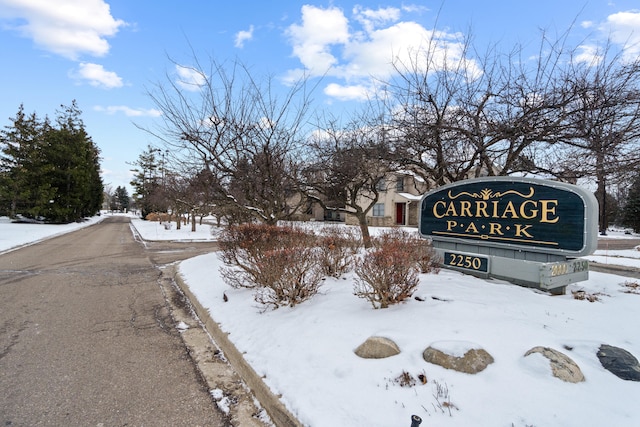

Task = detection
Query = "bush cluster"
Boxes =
[219,224,439,310]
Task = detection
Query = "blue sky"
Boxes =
[1,1,639,193]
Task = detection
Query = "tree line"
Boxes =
[132,28,640,242]
[0,101,103,223]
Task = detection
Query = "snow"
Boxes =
[2,215,639,426]
[0,214,106,253]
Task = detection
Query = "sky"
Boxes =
[1,1,639,194]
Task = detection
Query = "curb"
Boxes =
[173,271,304,427]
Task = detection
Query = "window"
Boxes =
[376,178,386,191]
[372,203,385,217]
[396,176,405,192]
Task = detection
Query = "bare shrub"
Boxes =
[218,223,314,289]
[218,223,322,308]
[316,226,361,278]
[373,228,441,273]
[354,234,420,309]
[253,247,324,309]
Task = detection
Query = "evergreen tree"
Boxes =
[113,186,130,211]
[0,102,103,222]
[130,146,163,218]
[622,172,640,233]
[0,105,55,219]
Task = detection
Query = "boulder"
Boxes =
[423,342,494,374]
[597,344,640,381]
[524,346,585,383]
[354,336,401,359]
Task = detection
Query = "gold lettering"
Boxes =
[433,200,446,218]
[446,220,458,231]
[501,201,518,219]
[519,200,538,220]
[465,222,479,233]
[515,224,534,238]
[540,200,559,223]
[475,201,488,217]
[460,201,472,217]
[444,202,458,217]
[489,223,504,235]
[491,201,500,218]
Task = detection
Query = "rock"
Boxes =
[422,342,494,374]
[524,346,585,383]
[597,344,640,381]
[354,336,401,359]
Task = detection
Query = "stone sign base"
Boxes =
[432,242,589,295]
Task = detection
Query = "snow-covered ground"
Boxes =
[0,214,106,253]
[2,215,639,426]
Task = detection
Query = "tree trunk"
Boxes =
[596,151,607,235]
[356,213,372,248]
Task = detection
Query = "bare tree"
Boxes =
[384,28,580,186]
[303,111,395,248]
[552,44,640,233]
[142,57,313,225]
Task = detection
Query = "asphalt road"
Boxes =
[597,237,640,250]
[0,216,224,427]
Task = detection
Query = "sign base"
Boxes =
[433,243,589,295]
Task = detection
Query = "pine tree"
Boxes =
[130,146,163,218]
[0,102,103,222]
[0,105,54,219]
[114,186,130,211]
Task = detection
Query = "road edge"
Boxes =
[172,270,304,427]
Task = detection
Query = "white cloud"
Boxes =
[175,64,207,92]
[603,10,640,60]
[573,45,604,65]
[323,83,371,101]
[285,5,350,76]
[285,5,481,101]
[72,62,123,88]
[0,0,126,60]
[235,25,254,48]
[581,20,594,29]
[94,105,162,117]
[353,5,400,33]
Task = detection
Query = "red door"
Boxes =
[395,203,405,225]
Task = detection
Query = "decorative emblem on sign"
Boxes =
[449,187,535,201]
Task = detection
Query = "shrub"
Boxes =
[316,226,361,278]
[354,237,420,309]
[218,223,321,308]
[253,247,324,309]
[374,228,440,274]
[219,223,312,287]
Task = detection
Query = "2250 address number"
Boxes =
[444,252,489,273]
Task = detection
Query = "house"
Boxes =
[345,172,429,227]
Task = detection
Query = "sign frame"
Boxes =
[419,177,599,257]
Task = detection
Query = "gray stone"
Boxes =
[597,344,640,381]
[524,346,585,383]
[354,336,401,359]
[422,344,494,374]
